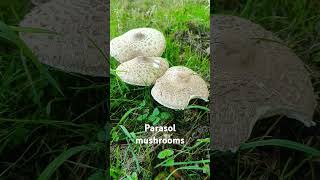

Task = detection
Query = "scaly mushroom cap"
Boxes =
[116,56,169,86]
[211,15,316,151]
[151,66,209,110]
[31,0,51,5]
[110,28,166,63]
[19,0,108,77]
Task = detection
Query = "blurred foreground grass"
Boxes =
[0,0,107,179]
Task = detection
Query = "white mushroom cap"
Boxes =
[151,66,209,110]
[116,56,169,86]
[211,15,316,151]
[110,28,166,63]
[19,0,108,77]
[31,0,50,5]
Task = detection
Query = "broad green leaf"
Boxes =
[158,149,174,159]
[152,117,161,125]
[137,114,148,121]
[160,112,171,120]
[164,158,175,166]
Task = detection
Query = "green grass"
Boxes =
[110,0,210,179]
[213,0,320,179]
[0,1,107,179]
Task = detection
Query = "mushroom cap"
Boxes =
[110,28,166,63]
[211,15,316,151]
[116,56,169,86]
[19,0,108,77]
[151,66,209,110]
[31,0,51,5]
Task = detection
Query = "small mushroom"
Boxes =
[211,15,316,151]
[151,66,209,110]
[19,0,108,77]
[116,56,169,86]
[110,28,166,63]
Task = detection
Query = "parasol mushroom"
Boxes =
[110,28,166,63]
[211,15,316,151]
[116,56,169,86]
[151,66,209,110]
[19,0,108,77]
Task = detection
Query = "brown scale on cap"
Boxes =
[134,32,146,40]
[211,15,316,151]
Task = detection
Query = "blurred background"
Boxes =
[0,0,107,179]
[212,0,320,179]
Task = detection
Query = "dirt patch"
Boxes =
[171,21,210,56]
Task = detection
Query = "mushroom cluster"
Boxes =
[111,28,209,110]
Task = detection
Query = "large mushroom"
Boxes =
[211,15,316,151]
[116,56,169,86]
[19,0,108,77]
[151,66,209,110]
[110,28,166,63]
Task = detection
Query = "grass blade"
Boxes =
[185,105,209,111]
[166,165,205,180]
[240,139,320,156]
[119,125,134,143]
[161,159,210,167]
[0,20,64,96]
[37,143,102,180]
[20,49,40,105]
[9,26,60,34]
